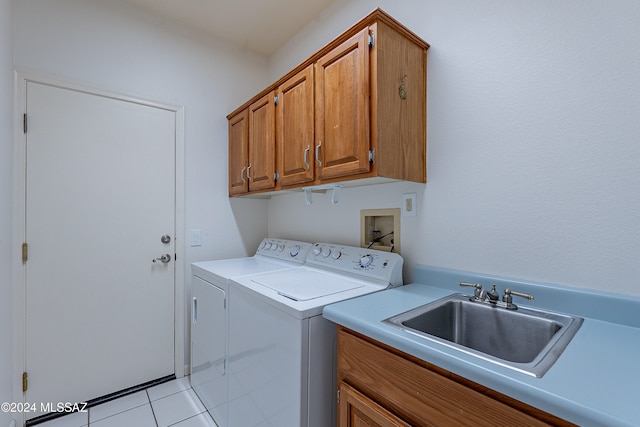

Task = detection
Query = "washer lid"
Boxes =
[250,270,364,301]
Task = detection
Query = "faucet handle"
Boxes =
[459,281,482,289]
[502,288,535,309]
[459,282,483,299]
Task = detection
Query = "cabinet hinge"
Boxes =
[23,113,27,134]
[369,149,375,164]
[368,33,375,48]
[22,243,28,263]
[274,172,279,182]
[22,372,28,392]
[274,95,279,105]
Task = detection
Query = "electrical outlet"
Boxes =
[402,193,417,217]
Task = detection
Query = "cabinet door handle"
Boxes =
[315,141,322,168]
[240,166,246,184]
[247,163,252,181]
[303,145,311,170]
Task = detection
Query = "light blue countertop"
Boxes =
[322,265,640,427]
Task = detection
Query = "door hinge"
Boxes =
[368,33,375,48]
[22,372,28,392]
[22,243,28,263]
[369,149,376,164]
[337,388,340,403]
[274,95,279,106]
[274,172,279,182]
[23,113,27,133]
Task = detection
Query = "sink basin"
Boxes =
[383,293,583,377]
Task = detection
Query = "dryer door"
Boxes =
[191,276,227,426]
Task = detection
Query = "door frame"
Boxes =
[12,70,186,418]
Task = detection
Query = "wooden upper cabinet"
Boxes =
[227,8,429,196]
[228,109,248,196]
[370,21,427,183]
[277,65,315,187]
[315,28,371,181]
[247,92,276,192]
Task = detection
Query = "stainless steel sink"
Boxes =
[383,293,583,377]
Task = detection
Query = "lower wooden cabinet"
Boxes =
[339,382,411,427]
[337,327,576,427]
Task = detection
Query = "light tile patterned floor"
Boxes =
[36,377,217,427]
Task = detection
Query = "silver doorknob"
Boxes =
[153,254,172,263]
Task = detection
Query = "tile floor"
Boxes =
[36,377,217,427]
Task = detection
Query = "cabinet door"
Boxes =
[228,109,249,195]
[248,92,276,191]
[277,65,315,187]
[315,28,371,181]
[339,382,411,427]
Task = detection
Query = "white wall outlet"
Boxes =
[191,229,202,247]
[402,193,417,217]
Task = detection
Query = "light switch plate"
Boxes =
[402,193,417,217]
[191,229,202,247]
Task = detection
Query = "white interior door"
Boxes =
[24,81,176,417]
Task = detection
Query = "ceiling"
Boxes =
[121,0,335,56]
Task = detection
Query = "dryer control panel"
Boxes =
[306,243,403,287]
[255,238,313,264]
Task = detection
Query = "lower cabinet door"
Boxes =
[339,382,411,427]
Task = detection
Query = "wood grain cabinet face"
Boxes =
[339,382,411,427]
[247,92,276,192]
[315,28,371,181]
[337,327,575,427]
[277,65,315,187]
[228,94,276,196]
[228,109,249,195]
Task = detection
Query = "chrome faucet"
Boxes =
[458,282,534,310]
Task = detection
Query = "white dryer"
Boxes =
[228,243,403,427]
[190,238,312,427]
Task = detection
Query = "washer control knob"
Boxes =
[290,245,301,257]
[321,247,332,258]
[313,246,322,256]
[264,242,272,250]
[270,244,278,251]
[278,244,285,252]
[259,241,266,249]
[332,250,342,260]
[359,255,374,268]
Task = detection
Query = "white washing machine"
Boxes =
[190,238,313,427]
[228,243,403,427]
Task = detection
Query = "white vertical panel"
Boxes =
[25,81,175,416]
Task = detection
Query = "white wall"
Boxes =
[1,0,14,424]
[13,0,272,373]
[267,0,640,296]
[14,0,272,261]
